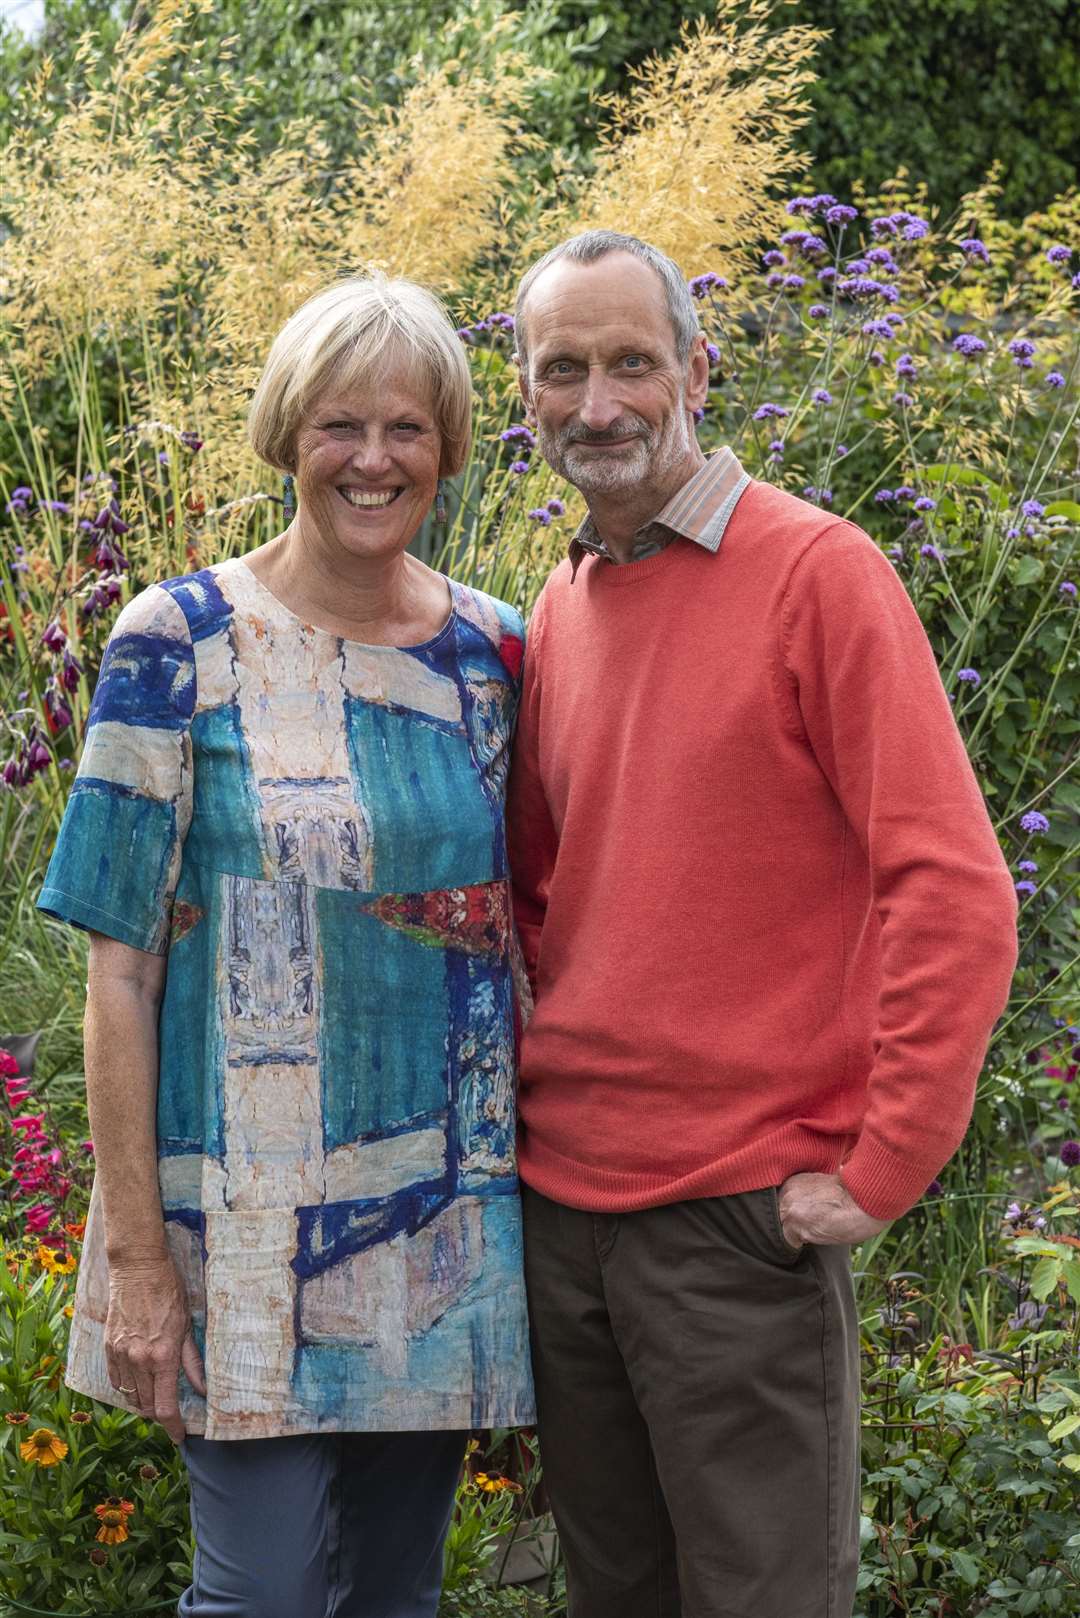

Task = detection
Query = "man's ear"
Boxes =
[686,332,710,411]
[516,357,536,424]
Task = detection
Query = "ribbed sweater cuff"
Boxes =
[840,1132,943,1222]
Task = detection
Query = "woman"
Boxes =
[38,274,535,1617]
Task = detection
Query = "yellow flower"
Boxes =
[473,1472,523,1494]
[64,1304,74,1318]
[94,1496,135,1545]
[20,1426,69,1466]
[50,1250,77,1275]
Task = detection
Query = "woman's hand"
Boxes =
[105,1256,207,1444]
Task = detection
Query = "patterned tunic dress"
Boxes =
[38,557,536,1439]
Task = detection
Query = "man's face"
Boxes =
[519,252,708,496]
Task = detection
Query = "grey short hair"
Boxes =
[514,231,699,380]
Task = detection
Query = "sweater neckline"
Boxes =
[582,536,701,587]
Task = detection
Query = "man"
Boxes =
[506,230,1018,1618]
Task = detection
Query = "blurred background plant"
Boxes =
[1,1,1078,1613]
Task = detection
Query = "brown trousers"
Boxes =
[521,1183,860,1618]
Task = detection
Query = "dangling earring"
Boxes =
[435,479,448,524]
[283,473,296,523]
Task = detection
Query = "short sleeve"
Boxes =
[37,584,196,954]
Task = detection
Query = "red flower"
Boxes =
[498,633,524,681]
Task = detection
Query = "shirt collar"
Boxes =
[567,447,752,579]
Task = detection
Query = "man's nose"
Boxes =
[576,369,623,433]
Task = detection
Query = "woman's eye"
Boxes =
[393,422,421,433]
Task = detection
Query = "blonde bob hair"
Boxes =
[248,274,473,477]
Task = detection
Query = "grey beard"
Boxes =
[538,402,694,496]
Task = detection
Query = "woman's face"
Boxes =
[292,376,442,562]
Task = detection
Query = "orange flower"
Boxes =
[37,1245,76,1275]
[473,1471,523,1494]
[64,1221,86,1241]
[20,1426,68,1465]
[94,1496,135,1545]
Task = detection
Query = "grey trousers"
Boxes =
[177,1428,467,1618]
[522,1183,861,1618]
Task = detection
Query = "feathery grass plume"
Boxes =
[336,20,549,290]
[0,0,228,377]
[555,0,823,278]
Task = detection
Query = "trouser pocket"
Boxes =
[767,1183,806,1259]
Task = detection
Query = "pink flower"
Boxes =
[4,1078,32,1105]
[0,1050,20,1077]
[25,1204,55,1233]
[11,1114,46,1137]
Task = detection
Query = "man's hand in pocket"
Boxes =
[778,1172,890,1248]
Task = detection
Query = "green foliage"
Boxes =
[791,0,1080,221]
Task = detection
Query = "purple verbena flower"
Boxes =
[546,498,565,516]
[846,258,871,275]
[763,250,786,268]
[836,445,848,458]
[893,391,915,409]
[692,407,706,424]
[1008,338,1036,367]
[817,266,837,283]
[862,319,894,338]
[808,304,829,319]
[1046,370,1066,388]
[1046,245,1071,265]
[527,508,551,526]
[688,272,727,298]
[803,487,832,505]
[875,489,895,503]
[782,274,806,291]
[765,272,784,289]
[768,439,785,456]
[825,204,858,226]
[839,276,899,302]
[1021,499,1044,518]
[925,1179,944,1197]
[509,460,530,476]
[1015,878,1038,897]
[894,485,917,500]
[1073,272,1080,291]
[869,349,885,366]
[753,403,790,420]
[1060,1140,1080,1167]
[706,342,721,365]
[456,327,473,343]
[1060,580,1078,596]
[798,235,827,258]
[810,193,838,212]
[1020,810,1049,834]
[953,334,987,357]
[914,496,936,512]
[812,388,833,405]
[896,353,918,377]
[921,543,943,560]
[781,229,809,247]
[959,237,989,263]
[500,425,536,446]
[1016,860,1038,874]
[957,667,980,685]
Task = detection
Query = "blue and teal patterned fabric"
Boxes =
[39,557,535,1438]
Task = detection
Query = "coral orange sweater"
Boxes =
[507,480,1018,1221]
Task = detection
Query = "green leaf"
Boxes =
[951,1548,981,1584]
[1029,1254,1062,1300]
[1047,1412,1080,1442]
[1013,555,1045,586]
[1043,500,1080,521]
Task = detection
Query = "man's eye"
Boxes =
[548,362,576,377]
[621,355,646,369]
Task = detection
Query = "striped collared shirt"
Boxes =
[568,447,752,579]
